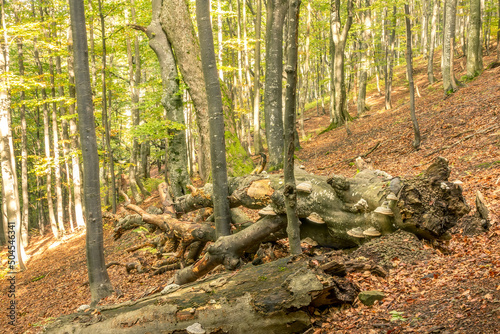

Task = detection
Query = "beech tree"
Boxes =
[68,0,113,304]
[264,0,288,170]
[196,0,231,237]
[467,0,483,77]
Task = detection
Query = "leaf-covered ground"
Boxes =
[1,51,499,333]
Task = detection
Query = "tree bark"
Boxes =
[405,4,421,149]
[45,255,359,334]
[98,0,116,213]
[357,0,371,116]
[15,29,29,247]
[0,2,26,269]
[253,0,263,154]
[137,0,190,199]
[384,6,396,110]
[264,0,287,170]
[330,0,353,125]
[69,0,113,305]
[49,32,65,235]
[442,0,458,94]
[466,0,483,77]
[161,0,211,182]
[67,30,86,229]
[196,0,232,238]
[284,0,302,255]
[428,0,438,84]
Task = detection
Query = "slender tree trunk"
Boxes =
[443,0,458,93]
[253,0,262,154]
[49,39,65,235]
[1,0,26,269]
[357,0,371,116]
[405,4,421,149]
[56,48,75,232]
[497,0,500,61]
[330,0,353,125]
[264,0,287,170]
[16,36,29,247]
[67,30,85,229]
[428,0,438,83]
[384,6,396,110]
[161,0,211,182]
[467,0,483,77]
[195,0,231,238]
[98,0,116,213]
[126,5,144,204]
[68,0,113,305]
[284,0,301,255]
[421,0,429,58]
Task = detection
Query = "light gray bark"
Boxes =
[384,6,396,110]
[141,0,190,198]
[196,0,231,237]
[69,0,113,304]
[253,0,263,154]
[98,0,117,213]
[264,0,287,170]
[466,0,483,77]
[161,0,211,182]
[67,30,85,228]
[442,0,458,94]
[284,0,301,255]
[405,4,421,149]
[330,0,353,125]
[428,0,438,83]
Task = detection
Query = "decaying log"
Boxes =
[44,256,358,334]
[173,157,470,249]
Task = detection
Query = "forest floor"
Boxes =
[1,50,499,333]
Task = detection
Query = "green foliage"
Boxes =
[389,311,407,322]
[224,131,254,177]
[143,177,164,193]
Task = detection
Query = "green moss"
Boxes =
[224,131,254,177]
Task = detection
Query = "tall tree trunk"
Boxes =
[136,0,190,198]
[98,0,116,213]
[126,3,145,204]
[497,0,500,61]
[56,48,75,232]
[195,0,231,238]
[161,0,211,182]
[428,0,438,83]
[443,0,458,93]
[384,6,396,110]
[299,2,311,138]
[421,0,429,58]
[67,30,86,229]
[68,0,113,305]
[466,0,483,77]
[330,0,353,125]
[405,4,421,149]
[1,0,26,270]
[264,0,287,170]
[49,37,65,235]
[15,32,29,247]
[284,0,301,255]
[253,0,263,154]
[357,0,371,116]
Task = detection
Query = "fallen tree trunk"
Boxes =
[114,157,472,283]
[44,256,359,334]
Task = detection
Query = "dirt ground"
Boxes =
[0,49,499,333]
